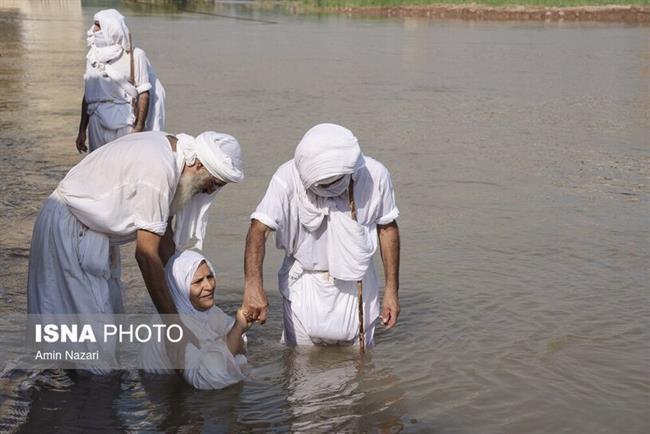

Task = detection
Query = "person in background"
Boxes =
[76,9,164,153]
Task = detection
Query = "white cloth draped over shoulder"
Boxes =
[140,250,247,390]
[173,132,244,250]
[251,123,399,346]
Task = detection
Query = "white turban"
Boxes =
[86,9,130,64]
[172,132,244,250]
[294,123,363,190]
[291,124,374,281]
[176,132,244,183]
[165,250,215,319]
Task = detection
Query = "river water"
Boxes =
[0,1,648,432]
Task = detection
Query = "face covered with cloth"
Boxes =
[292,123,374,282]
[86,9,130,64]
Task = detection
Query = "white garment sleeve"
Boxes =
[133,182,169,235]
[181,311,246,390]
[250,173,291,232]
[133,48,152,94]
[376,168,399,225]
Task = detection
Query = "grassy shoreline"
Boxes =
[131,1,650,21]
[280,0,650,21]
[295,0,648,6]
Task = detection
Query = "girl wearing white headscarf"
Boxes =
[141,250,252,390]
[75,9,155,153]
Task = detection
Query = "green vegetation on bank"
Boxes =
[293,0,648,7]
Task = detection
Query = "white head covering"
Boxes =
[293,123,364,232]
[294,123,363,191]
[290,123,374,281]
[86,9,130,64]
[177,132,244,184]
[173,132,245,250]
[165,250,215,319]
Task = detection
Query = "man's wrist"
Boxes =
[384,285,399,295]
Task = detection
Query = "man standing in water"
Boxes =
[28,130,244,332]
[242,123,400,347]
[75,9,163,153]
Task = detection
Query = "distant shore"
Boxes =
[132,1,650,22]
[298,4,650,22]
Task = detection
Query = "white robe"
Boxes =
[251,156,399,346]
[140,309,247,390]
[84,48,152,151]
[27,131,179,315]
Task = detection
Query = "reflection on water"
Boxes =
[1,0,648,433]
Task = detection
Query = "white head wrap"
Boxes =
[86,9,130,64]
[294,123,362,191]
[173,132,245,250]
[291,123,374,281]
[165,250,215,319]
[293,123,364,232]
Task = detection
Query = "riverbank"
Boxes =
[130,0,650,22]
[289,3,650,22]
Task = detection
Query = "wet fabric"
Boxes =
[26,191,123,374]
[251,152,399,346]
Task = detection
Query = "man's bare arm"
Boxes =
[75,95,89,153]
[135,229,177,314]
[135,229,199,367]
[242,219,272,323]
[133,91,150,132]
[378,220,400,328]
[158,218,176,266]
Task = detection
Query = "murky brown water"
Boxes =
[1,1,648,432]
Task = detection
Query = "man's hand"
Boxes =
[378,221,400,329]
[243,219,272,324]
[242,284,269,324]
[380,289,400,328]
[75,131,88,153]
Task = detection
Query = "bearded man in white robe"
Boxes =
[75,9,159,153]
[28,131,244,321]
[242,123,400,347]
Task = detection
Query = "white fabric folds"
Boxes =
[166,250,213,319]
[292,124,373,281]
[140,250,247,389]
[173,132,244,250]
[86,9,130,65]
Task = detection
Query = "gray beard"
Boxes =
[170,172,205,216]
[169,171,198,217]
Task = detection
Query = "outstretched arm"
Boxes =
[378,220,400,328]
[135,229,199,366]
[135,229,177,314]
[226,308,253,355]
[75,95,89,153]
[243,219,271,324]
